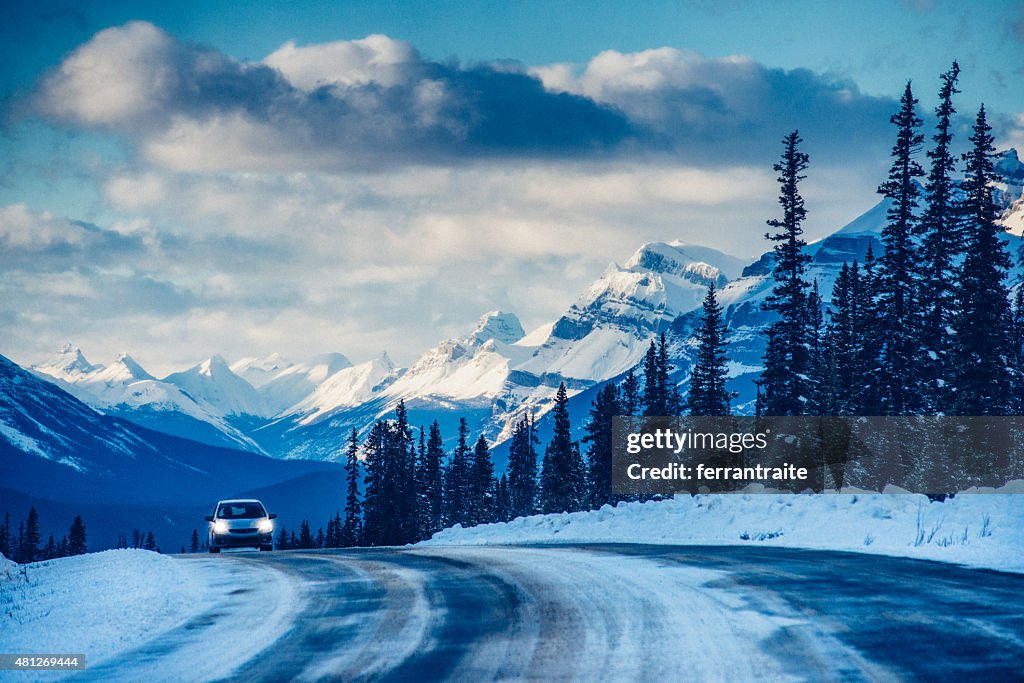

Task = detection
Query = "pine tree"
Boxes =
[296,520,311,548]
[918,62,962,411]
[827,263,858,414]
[276,525,290,550]
[315,527,324,549]
[641,334,679,416]
[877,81,926,415]
[583,382,620,508]
[68,515,87,556]
[391,400,418,543]
[495,474,512,523]
[144,531,157,551]
[59,536,68,557]
[1011,287,1024,414]
[423,421,445,535]
[619,371,639,416]
[289,530,298,549]
[687,283,735,416]
[641,340,662,415]
[760,131,813,416]
[19,507,41,563]
[132,528,142,549]
[952,105,1015,415]
[361,420,389,545]
[507,414,539,518]
[805,280,832,414]
[189,528,200,553]
[658,333,682,415]
[855,245,885,415]
[444,418,472,527]
[341,428,362,547]
[42,534,57,560]
[540,383,585,513]
[468,435,495,526]
[414,426,429,539]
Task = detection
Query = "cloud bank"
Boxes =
[32,22,896,171]
[6,22,952,372]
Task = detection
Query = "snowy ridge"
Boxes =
[257,353,353,415]
[231,352,294,388]
[32,344,101,381]
[31,348,263,452]
[516,242,745,383]
[164,355,269,418]
[284,352,399,425]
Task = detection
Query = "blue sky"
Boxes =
[2,1,1023,373]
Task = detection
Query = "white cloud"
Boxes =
[105,173,166,209]
[263,34,416,89]
[31,22,895,173]
[35,21,182,127]
[0,204,86,249]
[8,24,909,373]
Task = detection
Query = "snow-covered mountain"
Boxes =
[163,355,269,419]
[996,149,1024,235]
[511,242,746,393]
[0,354,333,507]
[17,150,1024,460]
[230,353,294,388]
[283,352,399,425]
[256,353,353,415]
[244,244,751,459]
[31,347,263,452]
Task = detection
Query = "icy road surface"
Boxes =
[81,545,1023,682]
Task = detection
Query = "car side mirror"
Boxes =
[204,515,214,522]
[269,513,277,520]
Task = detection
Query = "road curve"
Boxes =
[84,545,1024,682]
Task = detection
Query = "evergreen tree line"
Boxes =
[0,508,88,564]
[331,334,689,545]
[757,63,1024,417]
[300,64,1022,542]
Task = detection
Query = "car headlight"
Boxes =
[213,520,229,534]
[258,519,273,533]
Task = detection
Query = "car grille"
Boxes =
[229,528,258,534]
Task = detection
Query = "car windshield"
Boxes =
[216,502,266,519]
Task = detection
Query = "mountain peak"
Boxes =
[198,355,230,376]
[623,241,743,285]
[106,353,153,381]
[997,148,1022,171]
[375,351,396,370]
[469,311,525,346]
[35,344,100,379]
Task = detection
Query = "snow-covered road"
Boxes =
[36,544,1024,682]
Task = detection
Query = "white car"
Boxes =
[206,499,276,552]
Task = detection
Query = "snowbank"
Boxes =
[424,484,1024,573]
[1,550,207,668]
[0,549,300,680]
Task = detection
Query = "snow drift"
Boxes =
[424,486,1024,573]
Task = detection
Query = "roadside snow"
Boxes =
[424,484,1024,573]
[0,549,302,681]
[1,550,206,677]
